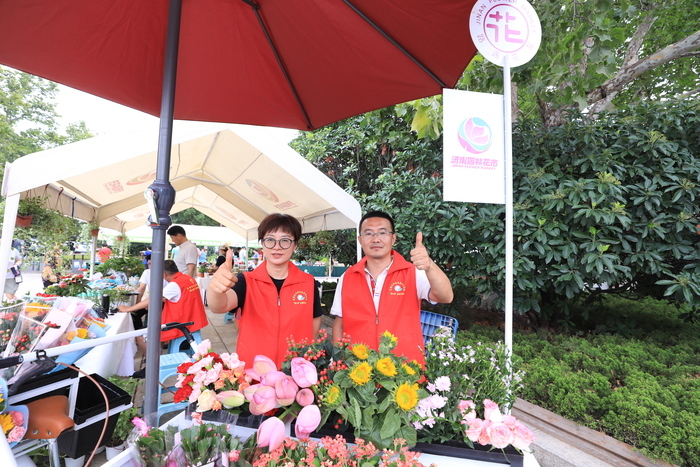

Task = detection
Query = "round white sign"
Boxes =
[469,0,542,67]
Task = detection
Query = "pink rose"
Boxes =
[502,414,517,428]
[458,400,476,419]
[465,417,487,442]
[486,422,514,449]
[483,399,503,423]
[477,421,492,446]
[511,421,536,451]
[257,416,285,451]
[274,376,299,406]
[290,357,318,388]
[249,385,279,415]
[215,390,245,408]
[295,404,321,439]
[295,388,315,406]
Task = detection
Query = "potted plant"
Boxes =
[197,263,208,277]
[106,376,140,459]
[16,196,46,226]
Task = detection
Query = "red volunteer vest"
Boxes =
[161,272,208,342]
[341,251,425,364]
[236,262,316,368]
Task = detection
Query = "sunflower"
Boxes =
[401,363,416,375]
[381,331,398,344]
[0,412,14,435]
[394,382,419,411]
[351,343,369,360]
[375,357,397,377]
[349,362,373,385]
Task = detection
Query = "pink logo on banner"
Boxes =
[457,117,492,154]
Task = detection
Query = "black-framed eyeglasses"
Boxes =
[262,237,295,249]
[358,231,394,239]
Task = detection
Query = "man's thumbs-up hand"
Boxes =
[410,232,432,271]
[209,248,238,293]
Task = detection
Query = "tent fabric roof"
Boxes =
[2,122,361,240]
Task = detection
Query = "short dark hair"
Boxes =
[359,210,395,232]
[167,225,186,237]
[257,213,302,242]
[163,260,179,274]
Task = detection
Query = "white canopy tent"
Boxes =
[0,121,361,291]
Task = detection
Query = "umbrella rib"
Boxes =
[341,0,447,88]
[241,0,314,130]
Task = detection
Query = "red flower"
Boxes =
[174,385,193,403]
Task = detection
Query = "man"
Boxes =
[331,210,453,364]
[97,243,112,263]
[118,260,209,375]
[167,225,198,278]
[3,237,22,300]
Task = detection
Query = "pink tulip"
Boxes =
[261,370,287,387]
[253,355,277,377]
[294,404,321,439]
[243,383,263,402]
[290,357,318,388]
[295,388,315,407]
[215,390,245,408]
[257,416,286,451]
[275,376,299,406]
[249,385,279,415]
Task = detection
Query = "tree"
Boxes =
[0,66,94,254]
[410,0,700,136]
[171,208,220,227]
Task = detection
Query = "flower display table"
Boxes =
[102,412,540,467]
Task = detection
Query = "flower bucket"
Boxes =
[413,441,524,466]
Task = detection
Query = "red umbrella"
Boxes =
[0,0,478,419]
[0,0,476,131]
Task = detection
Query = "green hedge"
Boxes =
[464,297,700,466]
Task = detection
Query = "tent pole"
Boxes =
[0,192,20,297]
[143,0,182,424]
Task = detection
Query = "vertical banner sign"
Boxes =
[443,89,505,204]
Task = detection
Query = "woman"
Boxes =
[207,213,322,367]
[215,246,228,269]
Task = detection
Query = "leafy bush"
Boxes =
[465,296,700,466]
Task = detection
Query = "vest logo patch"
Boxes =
[388,281,406,296]
[292,291,308,305]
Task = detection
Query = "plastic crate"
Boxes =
[57,373,131,458]
[420,310,458,345]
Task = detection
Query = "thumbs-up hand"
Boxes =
[410,232,432,271]
[209,248,238,293]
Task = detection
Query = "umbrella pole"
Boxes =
[143,0,183,425]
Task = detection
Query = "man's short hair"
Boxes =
[359,210,395,232]
[163,260,179,274]
[167,225,186,237]
[257,213,302,242]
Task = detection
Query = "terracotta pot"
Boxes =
[91,229,100,236]
[16,214,33,227]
